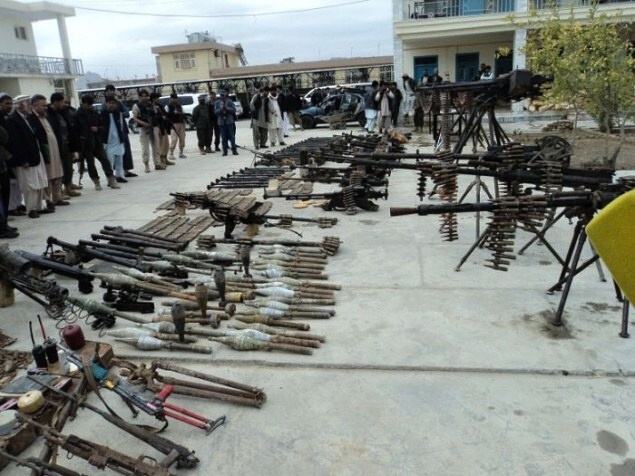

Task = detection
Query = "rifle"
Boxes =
[265,185,388,213]
[17,414,174,476]
[0,246,68,315]
[0,448,83,476]
[26,375,199,469]
[15,250,94,294]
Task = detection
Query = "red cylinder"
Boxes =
[61,325,85,350]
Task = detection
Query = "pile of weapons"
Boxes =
[247,133,411,214]
[0,341,265,475]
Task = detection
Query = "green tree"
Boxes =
[515,4,635,139]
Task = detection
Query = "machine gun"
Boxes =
[391,178,635,327]
[265,184,388,213]
[17,415,173,476]
[0,246,68,316]
[417,69,550,153]
[15,250,94,294]
[172,192,336,237]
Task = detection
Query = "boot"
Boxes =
[94,180,102,191]
[199,147,206,155]
[71,183,82,190]
[107,176,120,189]
[64,184,81,197]
[164,156,175,166]
[145,163,151,173]
[155,163,166,171]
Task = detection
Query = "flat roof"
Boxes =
[151,41,241,55]
[208,56,394,79]
[0,0,75,20]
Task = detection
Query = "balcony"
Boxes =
[531,0,634,8]
[406,0,515,19]
[0,53,84,77]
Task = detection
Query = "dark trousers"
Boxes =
[81,141,113,181]
[0,172,9,229]
[196,127,212,150]
[220,123,236,153]
[58,142,74,187]
[414,108,424,129]
[123,133,134,171]
[391,109,400,127]
[211,124,220,150]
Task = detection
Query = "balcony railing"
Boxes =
[406,0,515,19]
[531,0,634,8]
[0,53,84,77]
[405,0,634,17]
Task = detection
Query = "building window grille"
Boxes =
[173,53,196,70]
[380,65,394,82]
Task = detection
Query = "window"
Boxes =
[14,26,27,40]
[180,96,194,105]
[345,68,369,83]
[173,53,196,70]
[224,54,229,68]
[380,65,393,82]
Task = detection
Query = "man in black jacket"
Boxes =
[249,87,269,149]
[207,91,221,153]
[48,92,81,198]
[167,93,187,159]
[4,95,49,218]
[286,87,303,130]
[0,93,18,237]
[77,95,119,190]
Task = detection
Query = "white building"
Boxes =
[0,0,82,101]
[393,0,635,84]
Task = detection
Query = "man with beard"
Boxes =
[5,95,49,218]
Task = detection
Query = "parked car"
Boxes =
[302,82,371,107]
[300,91,366,129]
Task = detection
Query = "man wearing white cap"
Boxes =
[30,94,68,210]
[5,95,49,218]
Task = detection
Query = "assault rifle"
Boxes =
[265,185,388,213]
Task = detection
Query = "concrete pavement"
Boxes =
[3,120,634,475]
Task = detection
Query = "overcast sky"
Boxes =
[31,0,393,80]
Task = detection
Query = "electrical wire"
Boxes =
[70,0,370,18]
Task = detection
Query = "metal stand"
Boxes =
[457,173,494,239]
[620,299,630,339]
[521,209,606,282]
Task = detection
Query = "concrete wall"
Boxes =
[401,40,513,81]
[157,49,243,83]
[0,12,37,56]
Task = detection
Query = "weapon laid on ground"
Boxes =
[265,184,388,214]
[0,448,83,476]
[17,414,174,476]
[27,375,200,469]
[171,192,336,237]
[0,246,68,317]
[197,235,342,256]
[65,296,150,329]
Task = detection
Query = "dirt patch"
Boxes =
[610,379,627,386]
[510,130,635,170]
[597,430,629,457]
[582,302,622,314]
[359,219,379,226]
[522,309,574,339]
[538,260,552,266]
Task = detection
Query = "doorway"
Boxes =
[495,50,513,77]
[455,53,480,82]
[413,56,438,83]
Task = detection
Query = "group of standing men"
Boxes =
[0,86,140,238]
[189,90,239,156]
[249,85,302,150]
